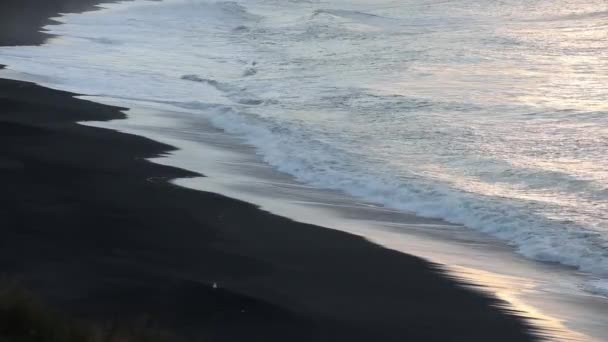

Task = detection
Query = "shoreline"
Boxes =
[0,0,119,46]
[0,1,539,341]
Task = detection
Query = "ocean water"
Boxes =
[1,0,608,301]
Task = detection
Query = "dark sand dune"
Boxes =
[0,1,538,341]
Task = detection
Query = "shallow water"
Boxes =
[1,0,607,339]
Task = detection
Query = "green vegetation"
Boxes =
[0,280,175,342]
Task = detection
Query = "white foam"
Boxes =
[584,280,608,298]
[198,104,608,278]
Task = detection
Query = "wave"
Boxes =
[180,75,265,105]
[167,102,608,279]
[313,9,393,21]
[523,10,608,22]
[584,280,608,297]
[311,8,401,30]
[181,75,228,90]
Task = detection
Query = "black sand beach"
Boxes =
[0,1,539,341]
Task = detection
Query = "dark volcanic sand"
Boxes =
[0,1,539,341]
[0,0,119,46]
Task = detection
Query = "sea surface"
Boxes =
[1,0,607,339]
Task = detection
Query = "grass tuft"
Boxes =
[0,279,177,342]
